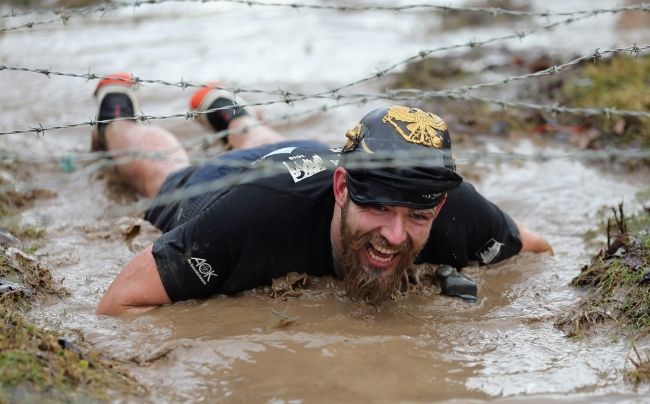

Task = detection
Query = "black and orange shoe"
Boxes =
[189,81,251,138]
[92,72,139,151]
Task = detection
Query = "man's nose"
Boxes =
[380,214,407,246]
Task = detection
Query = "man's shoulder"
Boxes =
[248,145,341,190]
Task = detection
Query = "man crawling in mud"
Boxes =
[94,73,553,316]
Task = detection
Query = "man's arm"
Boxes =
[96,244,172,316]
[515,220,554,255]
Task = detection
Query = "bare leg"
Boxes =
[104,115,285,198]
[226,116,285,149]
[104,121,190,198]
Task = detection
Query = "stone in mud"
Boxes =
[271,272,310,298]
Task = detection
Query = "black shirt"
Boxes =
[151,146,522,302]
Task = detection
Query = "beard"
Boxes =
[339,198,425,306]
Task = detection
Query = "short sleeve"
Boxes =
[151,188,245,302]
[416,182,522,268]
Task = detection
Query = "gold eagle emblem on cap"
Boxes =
[343,123,373,153]
[382,106,447,148]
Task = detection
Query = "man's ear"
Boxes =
[332,167,349,208]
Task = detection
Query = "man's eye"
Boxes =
[410,211,432,221]
[370,205,387,212]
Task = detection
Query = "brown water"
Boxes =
[2,0,650,401]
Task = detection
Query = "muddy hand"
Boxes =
[434,265,477,303]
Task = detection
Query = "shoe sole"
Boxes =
[190,82,253,133]
[92,73,140,152]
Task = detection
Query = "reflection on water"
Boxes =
[2,0,650,401]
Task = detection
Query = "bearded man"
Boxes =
[93,74,552,316]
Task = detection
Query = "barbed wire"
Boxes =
[0,84,650,184]
[1,10,632,133]
[420,44,649,94]
[2,42,649,138]
[0,11,622,106]
[116,147,650,216]
[0,97,365,163]
[3,1,649,20]
[2,90,649,139]
[2,3,649,197]
[0,92,383,136]
[0,8,599,100]
[3,144,650,217]
[5,38,648,103]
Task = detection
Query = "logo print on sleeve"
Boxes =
[475,239,505,264]
[188,257,217,285]
[282,154,328,183]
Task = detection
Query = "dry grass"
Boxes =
[626,345,650,383]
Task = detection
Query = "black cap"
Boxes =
[339,106,462,209]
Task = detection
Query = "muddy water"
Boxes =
[2,0,650,401]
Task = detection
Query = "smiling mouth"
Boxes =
[366,241,400,266]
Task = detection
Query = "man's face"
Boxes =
[338,196,440,305]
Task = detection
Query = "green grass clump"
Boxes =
[5,0,105,8]
[558,204,650,336]
[562,55,650,146]
[0,307,143,402]
[0,252,65,310]
[555,204,650,383]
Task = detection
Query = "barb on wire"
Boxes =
[0,14,75,32]
[4,0,650,19]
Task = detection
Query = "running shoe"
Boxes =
[189,81,250,134]
[92,72,139,151]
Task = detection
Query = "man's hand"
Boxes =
[96,244,172,316]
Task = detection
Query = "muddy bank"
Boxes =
[0,167,143,402]
[555,204,650,382]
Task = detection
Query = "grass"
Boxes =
[439,0,531,31]
[627,346,650,384]
[1,307,143,402]
[561,55,650,147]
[391,49,650,155]
[557,204,650,336]
[5,0,105,8]
[555,203,650,382]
